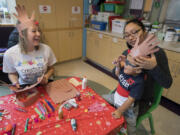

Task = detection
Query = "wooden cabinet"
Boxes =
[86,31,96,61]
[164,50,180,104]
[36,0,57,29]
[16,0,40,21]
[55,0,83,29]
[16,0,83,62]
[86,30,127,70]
[58,29,82,62]
[108,37,127,69]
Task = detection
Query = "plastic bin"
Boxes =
[91,21,107,31]
[115,4,125,15]
[104,3,115,12]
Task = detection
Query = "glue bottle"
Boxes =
[82,76,87,90]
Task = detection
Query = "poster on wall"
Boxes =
[72,6,81,14]
[39,5,51,14]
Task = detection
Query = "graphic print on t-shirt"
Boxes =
[16,56,46,84]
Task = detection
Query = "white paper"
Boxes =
[130,0,143,10]
[112,38,118,43]
[39,5,51,14]
[99,34,103,39]
[72,6,81,14]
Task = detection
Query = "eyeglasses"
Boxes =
[125,59,137,68]
[124,29,142,39]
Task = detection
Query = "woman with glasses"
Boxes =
[123,19,172,116]
[103,19,172,135]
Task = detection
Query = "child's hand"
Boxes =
[112,55,126,67]
[112,110,122,119]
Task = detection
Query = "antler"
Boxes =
[13,5,35,34]
[130,34,159,57]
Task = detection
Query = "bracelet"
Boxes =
[12,82,18,86]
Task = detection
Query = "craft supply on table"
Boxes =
[37,102,46,115]
[11,124,16,135]
[34,107,45,120]
[71,118,77,131]
[68,99,78,108]
[24,118,29,132]
[82,76,87,90]
[45,99,55,112]
[14,107,27,113]
[46,79,78,104]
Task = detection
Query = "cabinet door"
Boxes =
[69,0,83,28]
[55,0,83,29]
[166,62,180,104]
[16,0,39,21]
[71,29,82,59]
[109,38,123,70]
[98,34,111,69]
[86,31,96,61]
[58,29,82,62]
[42,31,59,61]
[58,30,71,62]
[36,0,57,29]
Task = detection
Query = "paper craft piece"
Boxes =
[0,75,43,93]
[39,5,51,14]
[88,101,109,112]
[10,75,44,93]
[130,34,159,57]
[68,78,81,87]
[16,88,40,107]
[46,79,78,104]
[72,6,80,14]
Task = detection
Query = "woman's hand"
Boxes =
[112,109,122,119]
[129,54,157,70]
[9,82,20,92]
[130,34,159,57]
[38,75,48,85]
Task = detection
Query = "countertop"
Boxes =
[86,28,180,53]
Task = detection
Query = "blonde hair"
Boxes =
[18,28,39,54]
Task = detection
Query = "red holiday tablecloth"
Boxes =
[0,77,124,135]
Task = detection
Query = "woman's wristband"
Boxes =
[12,81,19,86]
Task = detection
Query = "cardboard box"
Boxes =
[112,19,127,34]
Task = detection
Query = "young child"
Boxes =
[103,54,144,135]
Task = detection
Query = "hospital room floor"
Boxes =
[54,59,180,135]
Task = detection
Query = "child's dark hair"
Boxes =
[126,19,145,32]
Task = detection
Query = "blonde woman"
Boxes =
[3,5,57,89]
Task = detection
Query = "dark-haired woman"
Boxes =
[120,19,172,134]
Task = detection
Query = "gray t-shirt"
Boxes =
[3,43,57,84]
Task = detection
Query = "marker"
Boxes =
[14,107,27,113]
[41,100,51,113]
[11,124,16,135]
[34,108,45,120]
[24,118,29,132]
[42,103,48,114]
[71,118,77,131]
[37,102,46,116]
[45,99,55,112]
